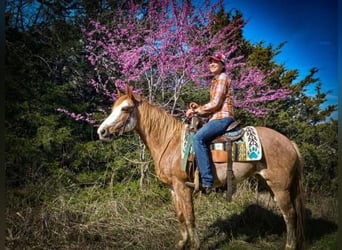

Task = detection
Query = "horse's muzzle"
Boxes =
[98,128,113,142]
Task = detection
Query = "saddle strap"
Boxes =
[226,139,233,202]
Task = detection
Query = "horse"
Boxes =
[97,86,305,250]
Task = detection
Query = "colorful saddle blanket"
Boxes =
[181,126,262,170]
[211,126,262,162]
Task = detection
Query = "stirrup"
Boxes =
[185,182,195,188]
[185,170,200,191]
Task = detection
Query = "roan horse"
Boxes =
[97,86,305,250]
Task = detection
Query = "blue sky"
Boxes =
[223,0,338,118]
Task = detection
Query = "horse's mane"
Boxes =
[138,99,184,140]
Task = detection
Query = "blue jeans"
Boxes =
[193,117,234,187]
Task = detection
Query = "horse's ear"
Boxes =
[126,85,133,99]
[117,88,122,98]
[125,85,141,102]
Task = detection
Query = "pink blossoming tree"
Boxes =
[59,0,291,123]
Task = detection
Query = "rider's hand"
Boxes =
[185,108,194,118]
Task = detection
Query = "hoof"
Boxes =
[190,239,200,250]
[176,240,187,250]
[285,243,295,250]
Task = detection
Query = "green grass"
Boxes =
[5,179,337,249]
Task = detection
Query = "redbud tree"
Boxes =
[59,0,291,123]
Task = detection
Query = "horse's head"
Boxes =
[97,86,138,142]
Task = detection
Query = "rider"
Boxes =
[185,52,235,194]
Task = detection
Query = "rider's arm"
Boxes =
[195,73,229,115]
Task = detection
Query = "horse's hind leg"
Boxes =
[272,189,297,250]
[171,178,200,250]
[260,169,297,250]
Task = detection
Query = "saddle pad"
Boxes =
[212,126,262,162]
[240,126,262,161]
[181,125,194,171]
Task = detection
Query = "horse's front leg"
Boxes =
[171,178,200,250]
[170,187,189,250]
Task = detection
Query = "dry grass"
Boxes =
[5,179,337,249]
[6,181,179,250]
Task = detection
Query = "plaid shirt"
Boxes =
[197,72,233,121]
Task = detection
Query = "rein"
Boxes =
[117,105,136,136]
[122,100,177,169]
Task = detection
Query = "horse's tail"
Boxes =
[291,141,305,250]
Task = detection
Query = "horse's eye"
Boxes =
[121,106,133,113]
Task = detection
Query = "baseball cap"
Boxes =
[208,52,226,64]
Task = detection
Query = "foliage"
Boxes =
[81,0,291,117]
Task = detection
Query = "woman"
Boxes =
[185,52,234,194]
